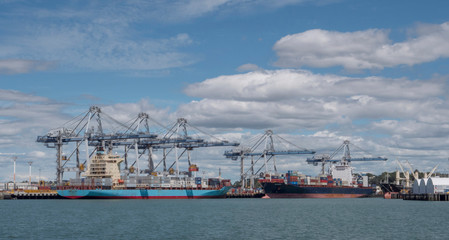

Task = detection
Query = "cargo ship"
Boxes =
[57,148,231,199]
[260,140,387,198]
[260,162,377,198]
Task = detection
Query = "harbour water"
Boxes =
[1,198,447,239]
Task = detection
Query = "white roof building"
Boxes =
[426,178,449,194]
[419,178,429,194]
[412,179,420,194]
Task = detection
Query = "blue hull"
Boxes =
[58,187,231,199]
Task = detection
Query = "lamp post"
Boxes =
[28,161,33,187]
[13,156,17,192]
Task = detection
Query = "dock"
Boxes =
[1,190,61,200]
[403,193,449,201]
[385,192,449,201]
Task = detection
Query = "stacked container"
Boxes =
[319,174,328,186]
[286,171,299,185]
[327,175,334,186]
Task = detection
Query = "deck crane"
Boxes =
[306,140,387,175]
[224,130,315,188]
[426,164,439,178]
[404,160,420,180]
[395,160,410,187]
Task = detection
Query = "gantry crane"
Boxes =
[114,117,239,177]
[306,140,387,174]
[224,130,315,188]
[36,106,157,184]
[37,106,239,184]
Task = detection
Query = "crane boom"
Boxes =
[306,156,387,164]
[428,164,439,178]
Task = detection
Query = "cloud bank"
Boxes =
[274,22,449,70]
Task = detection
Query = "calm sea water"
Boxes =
[1,198,447,239]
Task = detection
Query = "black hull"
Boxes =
[262,182,375,198]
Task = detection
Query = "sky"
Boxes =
[1,0,449,182]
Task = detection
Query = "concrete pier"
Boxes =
[403,193,449,201]
[1,190,61,200]
[0,191,12,200]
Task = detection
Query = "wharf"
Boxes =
[386,192,449,201]
[1,190,61,200]
[0,191,12,200]
[403,193,449,201]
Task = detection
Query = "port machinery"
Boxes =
[36,106,239,185]
[305,140,387,176]
[224,130,316,188]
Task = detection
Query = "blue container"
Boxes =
[195,177,202,185]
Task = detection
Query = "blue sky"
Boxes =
[2,0,449,182]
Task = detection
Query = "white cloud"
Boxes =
[142,0,320,22]
[0,0,332,74]
[0,89,50,102]
[373,120,449,139]
[0,59,55,74]
[0,2,198,73]
[236,63,263,72]
[274,22,449,70]
[1,23,196,71]
[185,69,442,101]
[28,151,46,158]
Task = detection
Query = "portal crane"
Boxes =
[145,118,239,177]
[36,106,157,184]
[306,140,387,174]
[224,130,315,188]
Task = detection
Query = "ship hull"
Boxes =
[262,182,375,198]
[58,187,231,199]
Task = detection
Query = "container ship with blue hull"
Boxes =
[58,187,231,199]
[57,149,231,199]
